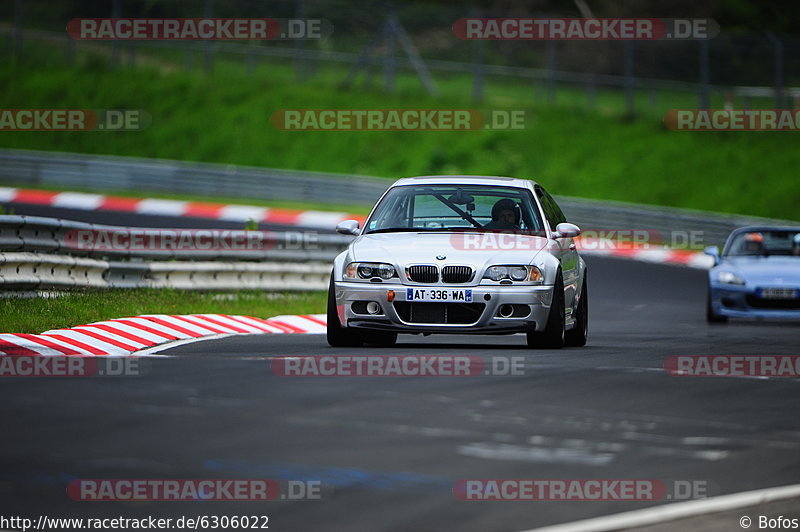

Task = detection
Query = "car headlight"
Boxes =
[483,265,542,283]
[344,262,397,280]
[486,265,509,281]
[717,271,745,285]
[509,266,528,281]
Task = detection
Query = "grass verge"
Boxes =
[0,289,327,334]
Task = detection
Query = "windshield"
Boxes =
[364,184,544,234]
[726,230,800,257]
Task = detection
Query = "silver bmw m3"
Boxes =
[327,176,588,348]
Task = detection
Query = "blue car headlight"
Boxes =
[717,271,745,285]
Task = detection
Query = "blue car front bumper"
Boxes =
[709,283,800,319]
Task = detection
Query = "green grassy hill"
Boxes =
[1,43,797,220]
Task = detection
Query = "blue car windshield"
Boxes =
[726,230,800,257]
[364,185,545,234]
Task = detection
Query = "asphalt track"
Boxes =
[2,254,799,531]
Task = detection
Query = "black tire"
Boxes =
[326,275,364,347]
[565,272,588,347]
[527,270,565,349]
[706,289,728,324]
[361,330,398,347]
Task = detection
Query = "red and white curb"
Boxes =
[0,313,326,356]
[576,237,714,269]
[0,187,366,230]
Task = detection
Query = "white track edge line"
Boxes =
[132,333,236,356]
[520,483,800,532]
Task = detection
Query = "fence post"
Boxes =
[66,34,75,64]
[246,48,256,75]
[204,0,214,75]
[546,40,557,104]
[383,14,396,92]
[111,0,121,67]
[766,32,784,108]
[13,0,23,58]
[698,39,710,109]
[390,14,437,96]
[184,44,194,72]
[470,8,485,103]
[127,42,136,66]
[586,75,596,109]
[294,0,308,82]
[623,40,635,115]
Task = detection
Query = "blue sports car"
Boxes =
[705,226,800,322]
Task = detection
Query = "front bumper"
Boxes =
[334,281,554,334]
[709,283,800,320]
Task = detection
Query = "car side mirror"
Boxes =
[704,245,720,265]
[554,222,581,239]
[336,219,361,236]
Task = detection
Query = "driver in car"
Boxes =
[743,232,765,255]
[483,198,521,231]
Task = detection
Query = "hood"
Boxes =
[351,232,551,266]
[719,256,800,285]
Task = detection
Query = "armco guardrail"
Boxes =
[0,254,331,291]
[1,149,795,248]
[0,215,350,291]
[0,215,353,261]
[0,253,109,289]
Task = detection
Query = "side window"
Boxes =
[536,187,564,229]
[543,190,567,225]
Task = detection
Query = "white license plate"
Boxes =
[406,288,472,302]
[758,287,799,300]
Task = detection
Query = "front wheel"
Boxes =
[527,271,565,349]
[706,289,728,324]
[565,272,588,347]
[326,275,364,347]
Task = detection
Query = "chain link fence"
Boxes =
[2,0,799,114]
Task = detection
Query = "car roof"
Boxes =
[729,225,800,236]
[389,175,538,189]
